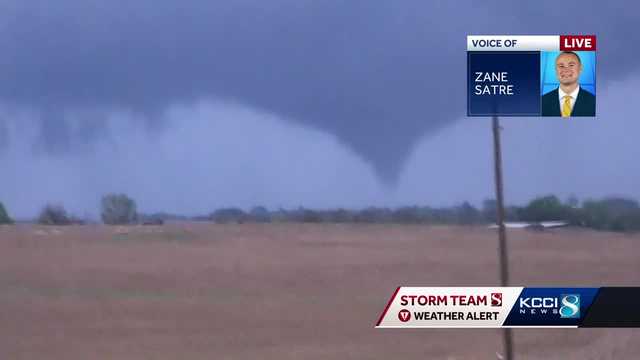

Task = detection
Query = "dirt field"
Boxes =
[0,223,639,359]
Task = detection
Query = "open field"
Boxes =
[0,223,639,359]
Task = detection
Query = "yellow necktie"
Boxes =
[561,95,572,117]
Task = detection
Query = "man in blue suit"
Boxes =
[541,51,595,117]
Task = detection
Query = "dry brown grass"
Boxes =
[0,223,639,359]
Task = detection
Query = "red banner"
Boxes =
[560,35,596,51]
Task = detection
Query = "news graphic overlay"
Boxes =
[376,287,640,328]
[467,35,596,117]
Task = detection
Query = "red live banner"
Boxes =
[560,35,596,51]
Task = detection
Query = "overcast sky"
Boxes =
[1,1,639,218]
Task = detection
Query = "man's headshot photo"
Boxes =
[541,51,596,117]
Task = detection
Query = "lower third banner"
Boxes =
[375,287,640,328]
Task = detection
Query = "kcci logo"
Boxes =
[518,294,581,318]
[559,294,580,318]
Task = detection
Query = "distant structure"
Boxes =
[488,221,569,230]
[142,218,164,226]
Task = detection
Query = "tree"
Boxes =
[101,194,138,225]
[248,206,271,223]
[354,207,392,223]
[520,195,570,222]
[0,202,13,224]
[300,208,322,223]
[482,199,497,223]
[456,202,480,224]
[582,197,640,232]
[210,208,246,224]
[38,204,71,225]
[566,194,580,208]
[392,206,424,223]
[505,206,523,222]
[325,208,353,223]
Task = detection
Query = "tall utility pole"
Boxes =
[492,115,514,360]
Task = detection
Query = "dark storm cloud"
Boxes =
[1,0,639,181]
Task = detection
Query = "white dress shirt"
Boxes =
[558,85,580,111]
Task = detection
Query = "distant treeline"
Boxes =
[203,195,640,232]
[1,195,640,232]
